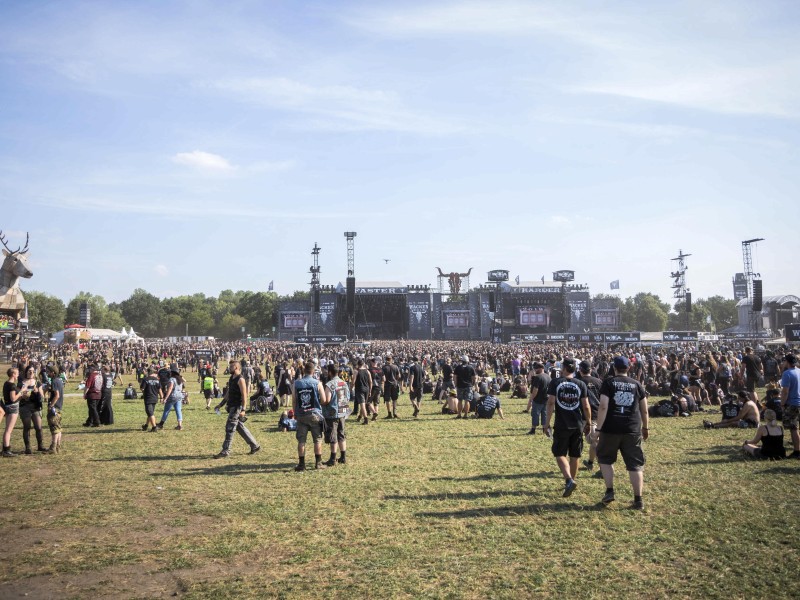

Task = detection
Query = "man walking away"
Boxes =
[596,356,649,510]
[408,356,424,418]
[292,361,327,470]
[322,363,350,466]
[543,358,591,498]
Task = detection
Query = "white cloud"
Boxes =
[172,150,236,172]
[548,215,570,226]
[154,264,169,277]
[208,77,463,134]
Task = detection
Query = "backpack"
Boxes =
[656,399,676,417]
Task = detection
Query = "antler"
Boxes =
[20,233,29,254]
[436,267,445,277]
[0,230,17,254]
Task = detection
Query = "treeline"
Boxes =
[22,289,738,339]
[23,289,309,338]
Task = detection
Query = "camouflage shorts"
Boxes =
[47,410,62,433]
[783,405,800,430]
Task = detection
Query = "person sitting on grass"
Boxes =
[742,409,786,460]
[704,392,759,429]
[278,410,297,432]
[474,384,505,419]
[123,383,137,400]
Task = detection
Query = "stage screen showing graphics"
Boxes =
[445,311,470,328]
[283,313,308,329]
[593,309,618,327]
[519,306,550,326]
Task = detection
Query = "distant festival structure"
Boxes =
[277,261,594,342]
[0,230,32,343]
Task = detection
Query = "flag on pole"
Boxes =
[610,280,620,290]
[268,280,274,291]
[541,275,545,284]
[515,275,520,285]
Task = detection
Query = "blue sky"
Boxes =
[1,0,797,306]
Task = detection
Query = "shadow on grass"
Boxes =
[684,445,741,456]
[756,464,800,474]
[68,427,133,435]
[152,462,297,477]
[95,454,206,462]
[416,502,605,518]
[431,472,551,482]
[385,490,534,502]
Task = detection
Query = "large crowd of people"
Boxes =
[2,337,798,508]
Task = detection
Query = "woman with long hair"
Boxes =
[18,365,46,454]
[157,366,184,430]
[2,368,20,457]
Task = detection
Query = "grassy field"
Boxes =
[0,367,797,599]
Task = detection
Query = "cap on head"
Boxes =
[613,356,630,370]
[491,383,500,393]
[461,355,469,363]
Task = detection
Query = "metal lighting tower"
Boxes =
[671,250,691,329]
[344,232,357,339]
[309,243,321,335]
[344,232,357,277]
[742,238,764,337]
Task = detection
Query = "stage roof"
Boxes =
[339,281,405,288]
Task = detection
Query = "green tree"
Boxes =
[21,290,66,333]
[236,291,278,335]
[119,289,163,337]
[217,313,247,340]
[633,293,669,331]
[65,292,126,329]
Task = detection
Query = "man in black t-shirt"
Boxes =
[527,362,550,435]
[382,356,401,419]
[368,358,383,419]
[475,385,504,419]
[543,358,591,498]
[407,357,425,418]
[441,358,455,395]
[453,356,476,419]
[140,367,163,433]
[597,356,649,510]
[740,347,763,404]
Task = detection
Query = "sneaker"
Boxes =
[156,422,164,430]
[393,413,399,419]
[45,447,57,455]
[601,490,615,505]
[563,480,577,498]
[592,470,604,479]
[702,420,713,429]
[583,460,594,471]
[294,464,306,472]
[371,413,377,421]
[324,458,336,467]
[141,424,148,431]
[314,462,327,470]
[213,451,230,459]
[455,415,462,419]
[362,419,369,425]
[150,427,159,433]
[527,428,536,435]
[789,450,800,459]
[631,499,644,510]
[24,447,32,455]
[337,456,346,464]
[2,450,16,457]
[249,445,261,455]
[174,425,183,431]
[412,407,419,418]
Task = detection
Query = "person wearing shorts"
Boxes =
[293,361,327,470]
[2,367,20,457]
[140,367,163,433]
[382,356,401,419]
[543,358,590,498]
[407,356,424,418]
[354,359,373,425]
[454,355,476,419]
[596,356,649,510]
[780,354,800,458]
[368,358,383,419]
[322,363,350,466]
[45,364,64,453]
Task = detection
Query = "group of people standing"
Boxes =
[2,362,64,456]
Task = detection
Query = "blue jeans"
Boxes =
[161,398,183,423]
[531,403,547,428]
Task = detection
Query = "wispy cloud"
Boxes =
[207,77,463,134]
[154,264,169,277]
[349,2,800,118]
[172,150,236,172]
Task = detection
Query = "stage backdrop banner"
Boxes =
[518,306,550,326]
[282,313,308,329]
[444,310,469,328]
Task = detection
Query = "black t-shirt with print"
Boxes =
[599,375,647,434]
[547,376,588,430]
